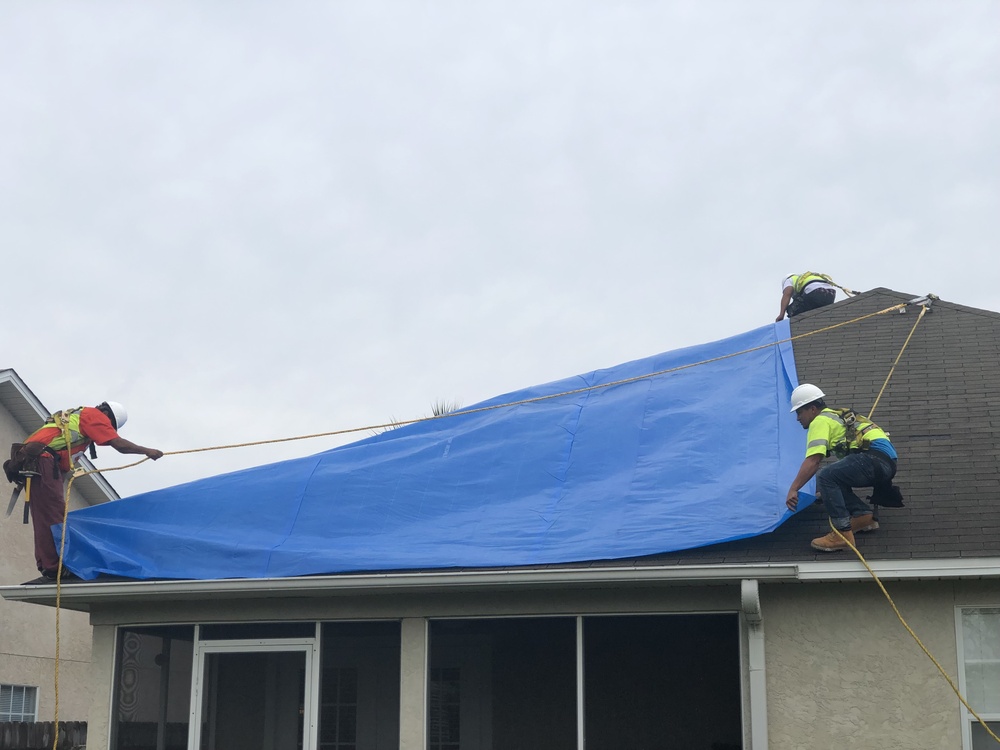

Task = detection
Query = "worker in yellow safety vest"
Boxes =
[6,401,162,581]
[776,272,838,321]
[784,384,899,552]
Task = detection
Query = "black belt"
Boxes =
[868,449,897,473]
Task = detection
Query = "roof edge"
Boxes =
[4,557,999,612]
[827,287,1000,320]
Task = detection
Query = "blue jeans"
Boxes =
[817,452,897,531]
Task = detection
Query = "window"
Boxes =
[0,684,38,722]
[428,615,741,750]
[958,607,1000,749]
[111,626,194,750]
[429,668,462,750]
[320,621,400,750]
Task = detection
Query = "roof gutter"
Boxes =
[2,564,800,610]
[4,557,1000,611]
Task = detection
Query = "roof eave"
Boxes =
[4,557,999,613]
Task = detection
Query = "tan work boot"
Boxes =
[810,528,855,552]
[850,513,879,533]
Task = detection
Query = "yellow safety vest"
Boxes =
[36,407,90,453]
[791,272,834,295]
[806,408,889,458]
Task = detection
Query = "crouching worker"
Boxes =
[784,384,898,552]
[12,401,163,580]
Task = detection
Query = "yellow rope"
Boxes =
[868,305,927,419]
[823,301,999,745]
[831,522,1000,745]
[50,415,74,750]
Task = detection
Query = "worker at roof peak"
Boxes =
[784,384,898,552]
[11,401,163,581]
[776,272,838,321]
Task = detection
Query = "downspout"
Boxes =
[742,579,768,750]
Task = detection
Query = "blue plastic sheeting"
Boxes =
[57,321,810,581]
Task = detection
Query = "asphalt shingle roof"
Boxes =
[626,287,1000,565]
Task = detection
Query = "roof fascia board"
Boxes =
[0,369,51,426]
[4,557,1000,611]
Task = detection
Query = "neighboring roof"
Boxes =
[0,369,119,506]
[54,322,806,580]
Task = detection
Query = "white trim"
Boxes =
[741,580,768,750]
[187,629,318,750]
[6,558,1000,611]
[795,557,1000,581]
[954,605,1000,750]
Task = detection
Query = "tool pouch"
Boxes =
[4,443,27,484]
[868,481,905,508]
[4,443,43,484]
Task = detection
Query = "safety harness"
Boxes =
[819,407,905,509]
[792,271,857,298]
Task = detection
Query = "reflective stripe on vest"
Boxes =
[816,408,888,456]
[40,407,90,453]
[792,272,832,295]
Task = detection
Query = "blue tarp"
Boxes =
[57,321,811,580]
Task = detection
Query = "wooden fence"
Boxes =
[0,722,86,750]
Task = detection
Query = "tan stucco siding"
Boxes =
[0,403,94,723]
[761,580,992,749]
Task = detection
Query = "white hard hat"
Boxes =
[789,384,825,412]
[101,401,128,429]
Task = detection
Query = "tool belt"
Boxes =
[4,443,60,524]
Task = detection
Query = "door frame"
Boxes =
[187,625,320,750]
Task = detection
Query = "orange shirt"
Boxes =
[27,406,120,470]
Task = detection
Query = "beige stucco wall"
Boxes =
[0,403,95,722]
[761,578,998,750]
[70,575,999,749]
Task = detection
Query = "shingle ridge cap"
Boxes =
[835,288,1000,319]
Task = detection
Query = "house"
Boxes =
[0,370,119,727]
[2,288,999,750]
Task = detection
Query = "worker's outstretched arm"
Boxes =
[106,437,164,461]
[785,454,823,510]
[775,287,794,322]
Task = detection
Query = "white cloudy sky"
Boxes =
[1,1,997,498]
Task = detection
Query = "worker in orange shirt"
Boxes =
[10,401,162,580]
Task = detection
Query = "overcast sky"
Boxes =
[2,1,997,498]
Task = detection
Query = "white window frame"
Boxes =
[186,624,320,750]
[955,606,1000,750]
[0,683,38,723]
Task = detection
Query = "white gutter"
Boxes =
[0,564,800,609]
[3,557,1000,611]
[795,557,1000,581]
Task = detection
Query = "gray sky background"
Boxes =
[2,2,997,498]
